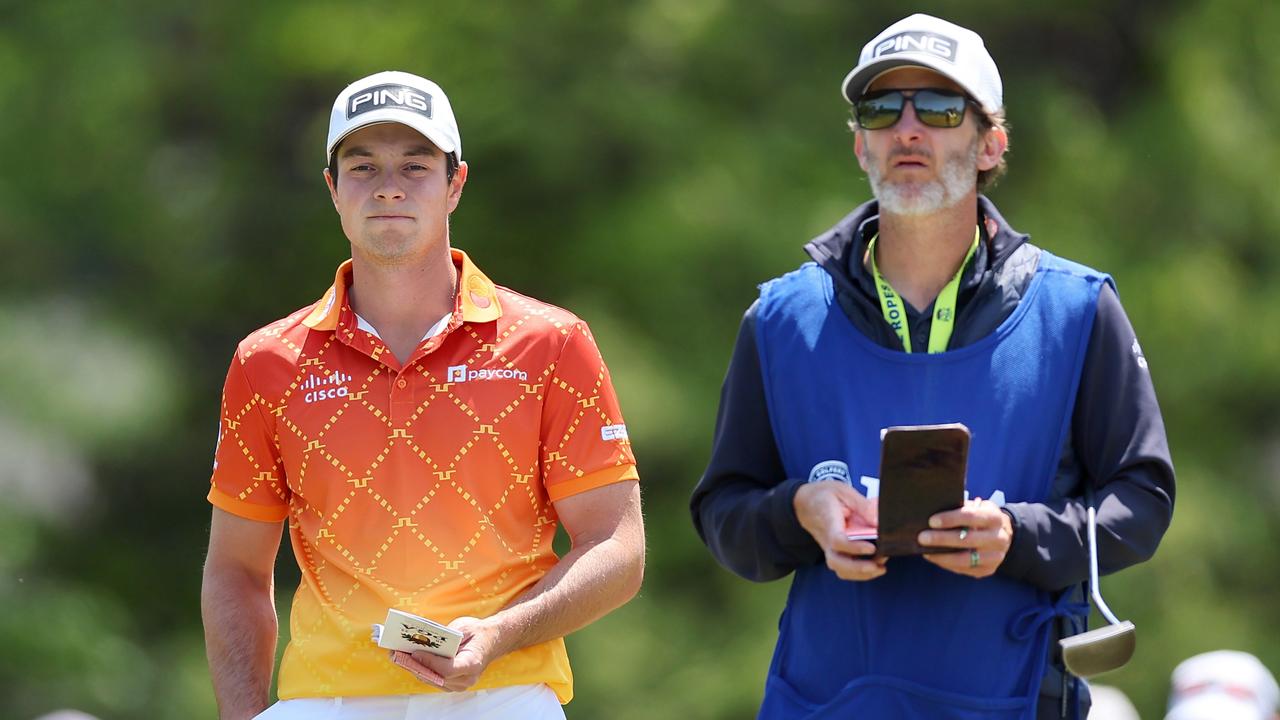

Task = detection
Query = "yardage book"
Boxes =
[370,608,462,658]
[845,423,970,557]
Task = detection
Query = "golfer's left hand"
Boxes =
[917,498,1013,578]
[391,616,505,692]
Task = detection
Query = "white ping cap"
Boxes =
[326,71,461,163]
[841,14,1002,115]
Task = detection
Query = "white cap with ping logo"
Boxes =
[841,14,1002,115]
[326,70,461,163]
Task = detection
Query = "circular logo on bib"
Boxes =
[807,460,852,485]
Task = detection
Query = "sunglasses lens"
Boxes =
[913,90,968,128]
[855,92,904,130]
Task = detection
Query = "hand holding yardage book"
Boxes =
[846,423,970,557]
[370,608,462,658]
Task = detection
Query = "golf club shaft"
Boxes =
[1088,504,1122,626]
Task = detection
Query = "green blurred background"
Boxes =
[2,1,1277,718]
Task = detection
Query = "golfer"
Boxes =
[201,71,644,719]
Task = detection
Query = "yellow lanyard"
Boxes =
[867,227,979,354]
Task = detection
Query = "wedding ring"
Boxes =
[958,527,969,541]
[969,549,980,568]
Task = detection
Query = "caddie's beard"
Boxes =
[865,136,979,216]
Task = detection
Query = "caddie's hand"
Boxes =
[918,497,1013,579]
[794,480,886,582]
[390,616,504,692]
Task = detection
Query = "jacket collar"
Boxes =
[803,195,1030,296]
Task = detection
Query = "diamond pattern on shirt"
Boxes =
[208,257,635,702]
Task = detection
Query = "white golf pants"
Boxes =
[254,684,565,719]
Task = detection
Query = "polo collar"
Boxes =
[302,248,502,331]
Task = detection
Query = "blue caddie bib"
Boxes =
[753,251,1108,719]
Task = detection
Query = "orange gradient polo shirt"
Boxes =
[208,248,638,702]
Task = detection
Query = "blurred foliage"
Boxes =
[1,1,1278,718]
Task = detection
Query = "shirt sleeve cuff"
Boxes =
[996,504,1035,579]
[769,478,822,560]
[547,464,639,503]
[208,486,290,523]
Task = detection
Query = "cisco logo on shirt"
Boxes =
[301,371,353,403]
[446,365,529,383]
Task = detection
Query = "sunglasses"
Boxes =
[853,88,975,130]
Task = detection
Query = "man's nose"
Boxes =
[891,101,927,143]
[375,177,406,201]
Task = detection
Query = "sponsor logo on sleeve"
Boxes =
[601,424,629,441]
[1131,338,1148,370]
[213,424,221,470]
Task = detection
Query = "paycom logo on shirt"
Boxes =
[446,365,529,383]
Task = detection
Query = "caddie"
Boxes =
[691,15,1174,719]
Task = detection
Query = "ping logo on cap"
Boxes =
[347,84,433,120]
[871,31,957,63]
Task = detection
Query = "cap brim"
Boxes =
[327,112,458,162]
[842,56,970,105]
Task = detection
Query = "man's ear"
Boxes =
[853,131,870,172]
[323,167,339,210]
[446,161,469,214]
[976,127,1008,172]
